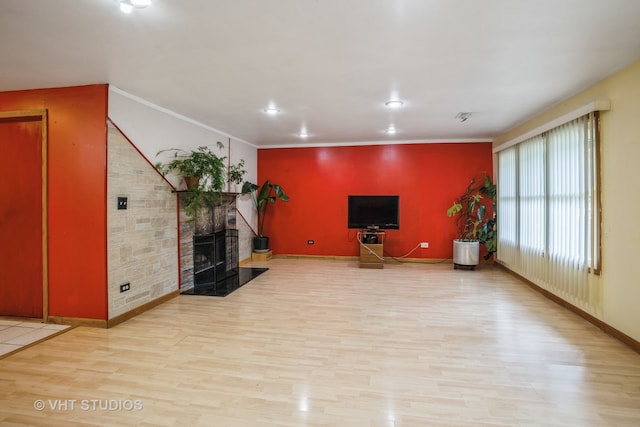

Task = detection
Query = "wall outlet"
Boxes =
[307,240,315,245]
[420,242,429,248]
[120,283,130,293]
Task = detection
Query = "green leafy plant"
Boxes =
[447,173,496,259]
[227,159,247,185]
[156,142,226,191]
[241,180,289,237]
[155,142,227,217]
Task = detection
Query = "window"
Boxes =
[497,112,600,307]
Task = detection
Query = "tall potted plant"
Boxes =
[241,180,289,252]
[446,173,496,269]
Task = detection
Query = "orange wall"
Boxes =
[258,142,493,259]
[0,85,108,320]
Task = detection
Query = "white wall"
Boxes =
[108,86,258,261]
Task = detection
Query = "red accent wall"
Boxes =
[258,142,493,259]
[0,85,108,320]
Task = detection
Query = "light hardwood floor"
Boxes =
[1,258,639,426]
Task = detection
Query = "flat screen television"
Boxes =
[348,195,400,230]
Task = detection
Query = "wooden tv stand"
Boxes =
[358,230,385,269]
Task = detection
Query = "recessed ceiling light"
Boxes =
[385,100,404,109]
[386,126,397,134]
[263,107,280,115]
[119,1,134,13]
[299,132,309,138]
[119,0,151,13]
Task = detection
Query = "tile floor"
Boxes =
[0,320,71,359]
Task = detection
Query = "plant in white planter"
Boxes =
[446,173,496,270]
[227,159,247,192]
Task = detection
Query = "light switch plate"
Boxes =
[117,197,128,210]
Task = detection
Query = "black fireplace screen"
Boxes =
[192,229,238,290]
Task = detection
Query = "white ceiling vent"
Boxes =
[455,112,472,123]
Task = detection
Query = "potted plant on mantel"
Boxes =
[241,180,289,252]
[227,159,247,193]
[155,142,227,217]
[446,173,496,270]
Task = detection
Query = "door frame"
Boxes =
[0,109,48,321]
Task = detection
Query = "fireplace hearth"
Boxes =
[178,193,263,297]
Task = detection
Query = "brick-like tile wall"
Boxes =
[107,123,179,319]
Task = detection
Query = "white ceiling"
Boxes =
[2,0,640,147]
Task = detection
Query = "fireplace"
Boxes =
[189,229,239,296]
[178,193,265,297]
[179,193,239,295]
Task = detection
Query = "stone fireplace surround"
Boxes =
[178,193,241,295]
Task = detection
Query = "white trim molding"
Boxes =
[493,100,610,153]
[260,138,493,150]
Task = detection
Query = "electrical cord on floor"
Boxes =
[385,254,452,264]
[385,242,452,263]
[394,243,421,258]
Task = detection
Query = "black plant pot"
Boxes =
[253,236,269,253]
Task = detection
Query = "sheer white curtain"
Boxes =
[497,149,517,267]
[519,136,546,279]
[497,113,600,311]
